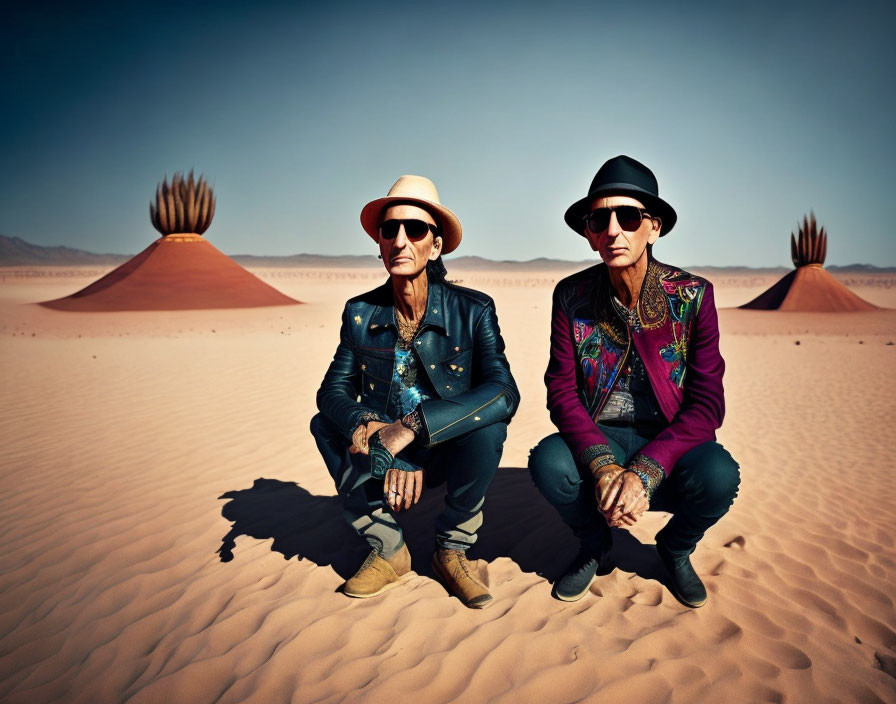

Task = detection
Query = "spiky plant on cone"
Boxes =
[739,210,875,311]
[790,212,827,268]
[150,171,216,236]
[41,169,300,310]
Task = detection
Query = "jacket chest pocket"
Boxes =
[430,349,472,397]
[358,350,394,401]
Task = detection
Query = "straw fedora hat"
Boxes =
[360,175,463,254]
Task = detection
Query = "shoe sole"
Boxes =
[665,583,706,608]
[343,572,413,599]
[552,572,597,602]
[431,558,493,609]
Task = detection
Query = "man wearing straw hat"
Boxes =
[311,175,519,609]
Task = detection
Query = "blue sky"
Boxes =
[2,0,894,266]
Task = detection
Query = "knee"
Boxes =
[309,412,324,437]
[687,446,741,508]
[458,421,508,452]
[528,434,581,504]
[310,412,342,441]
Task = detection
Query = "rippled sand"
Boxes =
[1,267,895,703]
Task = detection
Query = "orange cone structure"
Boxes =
[41,172,300,311]
[41,234,299,311]
[740,212,876,312]
[739,264,876,312]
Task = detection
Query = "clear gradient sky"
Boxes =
[2,0,894,267]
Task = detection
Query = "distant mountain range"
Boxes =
[1,234,893,273]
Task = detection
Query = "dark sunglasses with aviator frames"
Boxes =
[378,219,440,240]
[583,206,656,234]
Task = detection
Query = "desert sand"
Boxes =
[1,265,895,703]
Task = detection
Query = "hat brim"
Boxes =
[360,197,463,254]
[564,183,677,237]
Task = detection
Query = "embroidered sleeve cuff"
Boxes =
[580,444,616,474]
[359,411,386,425]
[625,453,665,498]
[400,406,427,441]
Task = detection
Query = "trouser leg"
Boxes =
[528,432,624,558]
[430,422,507,551]
[652,441,741,556]
[309,413,404,557]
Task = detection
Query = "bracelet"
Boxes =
[624,454,665,499]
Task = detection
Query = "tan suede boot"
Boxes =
[431,548,493,609]
[343,544,411,598]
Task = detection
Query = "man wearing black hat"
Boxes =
[528,155,740,607]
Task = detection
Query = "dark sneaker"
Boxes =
[656,542,707,608]
[553,546,602,602]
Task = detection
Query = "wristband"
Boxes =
[368,431,394,480]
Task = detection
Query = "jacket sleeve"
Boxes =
[544,285,617,469]
[418,301,519,446]
[633,282,726,476]
[316,303,388,439]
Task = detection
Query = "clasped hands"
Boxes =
[350,420,422,513]
[592,463,648,528]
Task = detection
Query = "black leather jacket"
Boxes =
[316,278,519,446]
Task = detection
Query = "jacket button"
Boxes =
[369,383,375,390]
[433,308,438,314]
[455,346,460,352]
[361,364,366,370]
[458,367,464,372]
[416,340,421,345]
[430,364,435,369]
[445,385,451,390]
[474,416,481,421]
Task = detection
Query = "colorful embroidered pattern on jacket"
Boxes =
[654,270,704,387]
[573,319,627,416]
[556,258,708,418]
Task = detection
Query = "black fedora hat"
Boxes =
[564,155,677,237]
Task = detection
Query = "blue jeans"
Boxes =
[311,413,507,557]
[528,424,740,557]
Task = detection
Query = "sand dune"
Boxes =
[1,269,895,703]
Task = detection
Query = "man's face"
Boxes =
[378,204,442,278]
[583,195,661,268]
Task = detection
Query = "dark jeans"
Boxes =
[528,424,740,558]
[311,413,507,557]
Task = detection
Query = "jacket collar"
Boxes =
[589,255,669,335]
[367,278,449,336]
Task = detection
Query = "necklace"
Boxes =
[395,308,420,343]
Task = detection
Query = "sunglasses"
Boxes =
[378,219,440,240]
[583,206,652,233]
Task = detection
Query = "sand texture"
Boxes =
[2,267,896,703]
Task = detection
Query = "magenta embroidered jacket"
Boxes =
[545,257,725,477]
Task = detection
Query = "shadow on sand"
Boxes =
[218,467,668,587]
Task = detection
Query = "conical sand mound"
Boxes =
[41,234,300,311]
[740,264,876,312]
